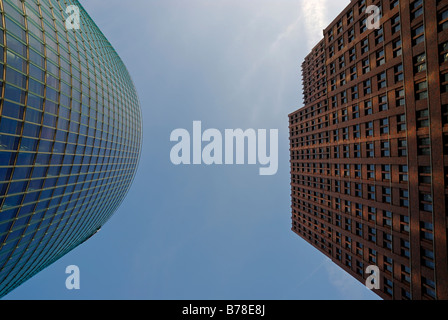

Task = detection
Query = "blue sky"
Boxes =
[4,0,380,300]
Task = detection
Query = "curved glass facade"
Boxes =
[0,0,142,297]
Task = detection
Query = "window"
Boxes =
[365,100,373,115]
[397,114,406,132]
[401,265,411,283]
[398,139,407,156]
[384,278,393,296]
[349,47,356,62]
[355,183,362,197]
[366,143,374,158]
[375,27,384,45]
[366,121,373,137]
[353,125,360,139]
[418,136,431,155]
[368,206,376,221]
[422,277,436,299]
[399,165,409,182]
[415,80,428,100]
[347,9,354,25]
[393,38,402,57]
[348,27,355,43]
[330,78,336,91]
[362,58,370,74]
[417,109,429,128]
[354,165,361,179]
[395,64,404,82]
[390,0,399,9]
[438,8,448,31]
[422,249,435,269]
[401,215,410,233]
[329,45,335,58]
[380,118,389,134]
[419,166,432,184]
[384,257,393,274]
[367,185,375,200]
[410,0,423,20]
[443,104,448,126]
[441,72,448,93]
[400,189,409,207]
[383,211,392,227]
[367,164,375,179]
[383,187,391,204]
[340,72,346,87]
[414,53,426,73]
[440,41,448,63]
[341,90,347,104]
[396,88,405,107]
[420,193,433,212]
[352,105,359,119]
[381,141,390,157]
[412,25,425,46]
[379,94,388,111]
[368,248,377,263]
[391,14,400,34]
[421,221,434,241]
[401,239,410,257]
[360,18,367,33]
[337,20,343,34]
[382,165,391,181]
[342,109,348,122]
[364,79,371,95]
[378,72,387,91]
[361,37,369,54]
[350,66,357,81]
[337,37,344,51]
[343,145,350,158]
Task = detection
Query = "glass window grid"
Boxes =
[0,0,142,295]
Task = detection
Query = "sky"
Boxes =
[4,0,380,300]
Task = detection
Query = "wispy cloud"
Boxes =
[301,0,328,50]
[324,260,375,299]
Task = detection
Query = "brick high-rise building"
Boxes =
[289,0,448,300]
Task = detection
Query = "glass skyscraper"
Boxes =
[0,0,142,297]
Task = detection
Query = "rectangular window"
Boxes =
[380,118,389,134]
[417,109,429,128]
[441,72,448,93]
[419,166,432,184]
[414,53,426,73]
[362,58,370,74]
[393,38,402,57]
[410,0,423,20]
[420,193,433,213]
[395,63,404,83]
[379,94,388,111]
[381,141,390,157]
[365,100,373,115]
[438,8,448,31]
[398,139,407,156]
[397,114,407,132]
[364,79,371,95]
[415,80,428,100]
[412,24,425,46]
[418,136,431,155]
[391,14,400,33]
[399,165,409,182]
[440,41,448,63]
